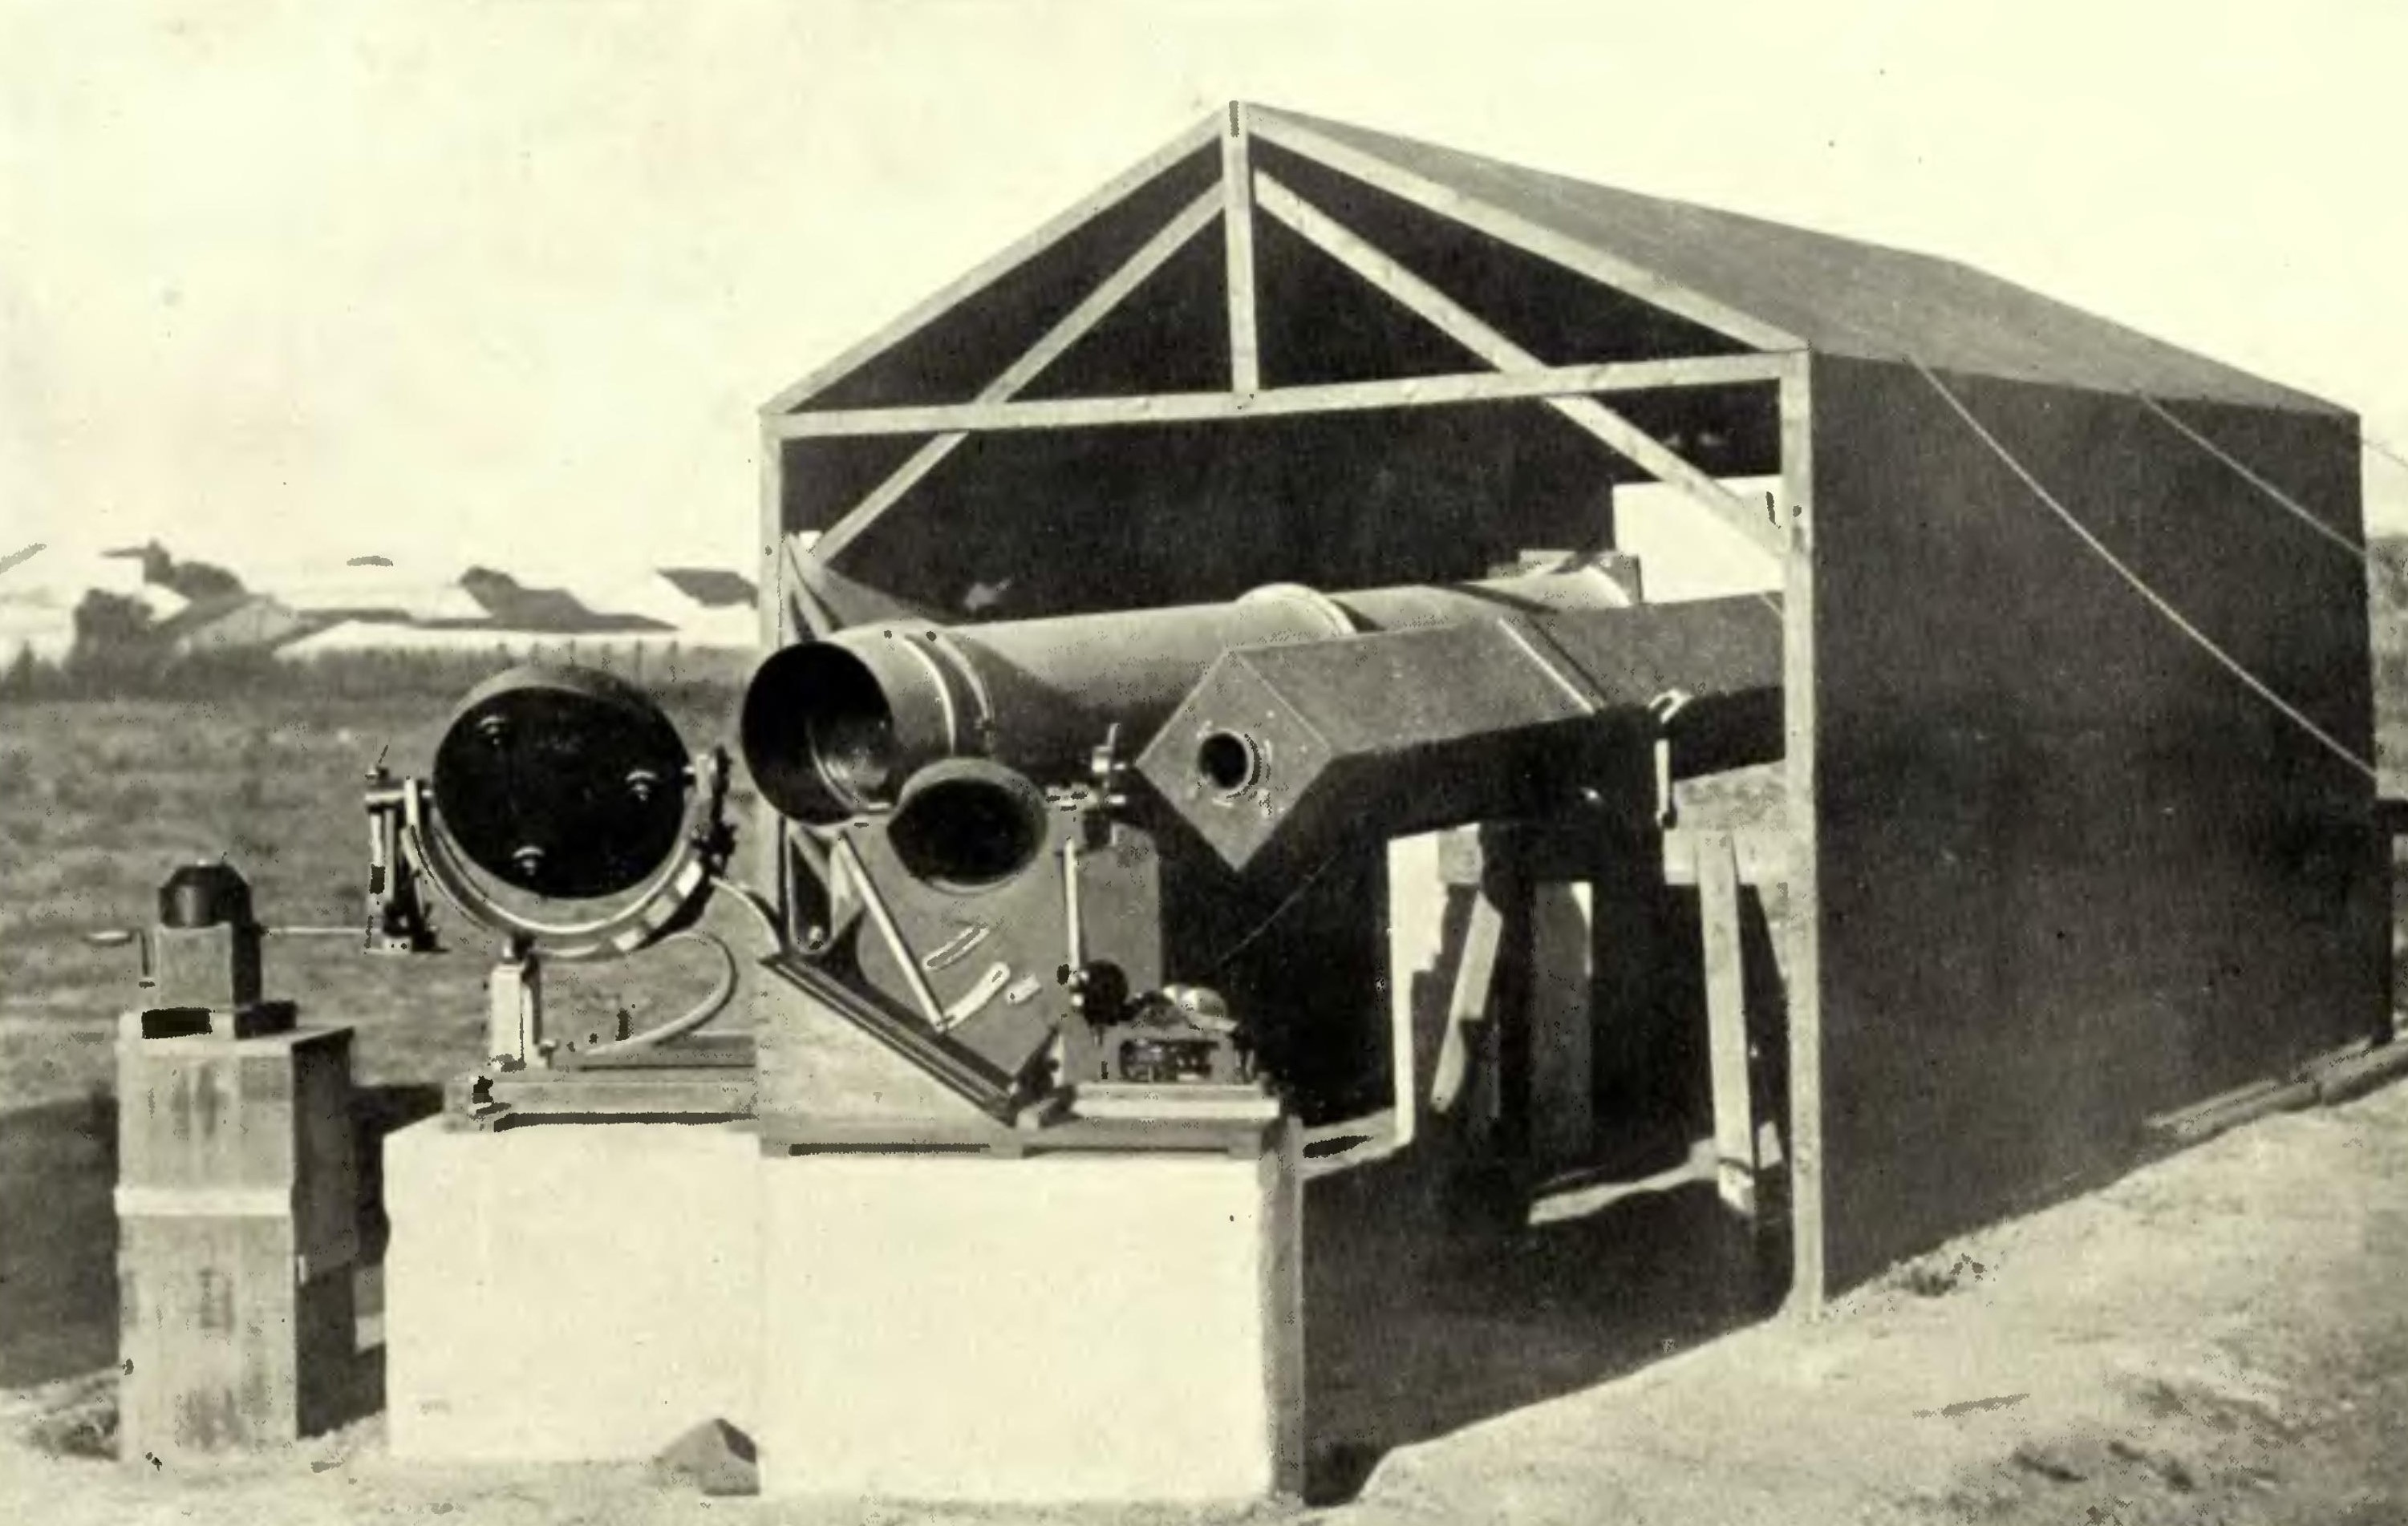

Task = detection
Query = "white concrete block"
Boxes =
[383,1119,761,1462]
[757,1140,1303,1504]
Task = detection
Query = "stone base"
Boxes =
[382,1119,761,1462]
[756,1132,1303,1504]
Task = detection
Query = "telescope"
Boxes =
[350,558,1779,1136]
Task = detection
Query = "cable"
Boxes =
[2134,395,2367,562]
[2363,431,2408,478]
[573,929,740,1057]
[1912,358,2378,785]
[1205,846,1352,974]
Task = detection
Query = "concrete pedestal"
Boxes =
[756,1135,1303,1504]
[116,1024,359,1455]
[383,1119,761,1462]
[383,1115,1303,1500]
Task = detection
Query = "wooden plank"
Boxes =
[1246,107,1801,354]
[769,353,1790,439]
[1698,831,1758,1220]
[1778,352,1825,1314]
[1253,174,1787,559]
[759,1111,1279,1159]
[1429,880,1509,1117]
[1222,104,1262,391]
[1442,820,1786,888]
[2310,1038,2408,1105]
[761,112,1222,416]
[2144,1074,2317,1147]
[1261,1117,1305,1496]
[470,1067,758,1123]
[1662,826,1790,887]
[810,185,1224,565]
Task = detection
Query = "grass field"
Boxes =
[0,685,752,1115]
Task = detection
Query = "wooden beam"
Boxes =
[809,186,1224,565]
[1697,831,1759,1220]
[762,112,1222,416]
[759,423,788,650]
[1246,107,1801,354]
[782,536,837,638]
[770,353,1788,439]
[1222,105,1262,391]
[1255,173,1788,560]
[1660,825,1790,887]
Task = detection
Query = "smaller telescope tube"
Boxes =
[884,759,1054,892]
[740,565,1647,822]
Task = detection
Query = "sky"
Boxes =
[6,0,2408,586]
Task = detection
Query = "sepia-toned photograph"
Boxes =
[4,3,2406,1521]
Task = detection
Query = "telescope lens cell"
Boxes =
[740,642,902,821]
[431,666,691,901]
[808,706,898,809]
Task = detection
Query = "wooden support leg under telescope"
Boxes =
[1429,819,1778,1224]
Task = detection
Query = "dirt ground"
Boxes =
[3,1075,2404,1523]
[6,690,2408,1522]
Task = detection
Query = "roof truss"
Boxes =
[766,102,1802,577]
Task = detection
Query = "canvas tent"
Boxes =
[756,103,2382,1305]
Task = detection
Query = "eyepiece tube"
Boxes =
[886,759,1052,891]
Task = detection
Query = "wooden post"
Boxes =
[1222,103,1261,392]
[1778,353,1825,1315]
[1526,881,1595,1166]
[1697,831,1759,1220]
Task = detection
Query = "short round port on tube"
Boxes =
[1195,731,1261,797]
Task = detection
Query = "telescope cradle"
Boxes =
[359,667,772,1129]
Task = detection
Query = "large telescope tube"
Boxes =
[740,566,1648,823]
[1138,596,1786,876]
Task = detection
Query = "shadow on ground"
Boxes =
[1302,1141,1786,1504]
[0,1082,441,1427]
[0,1091,117,1387]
